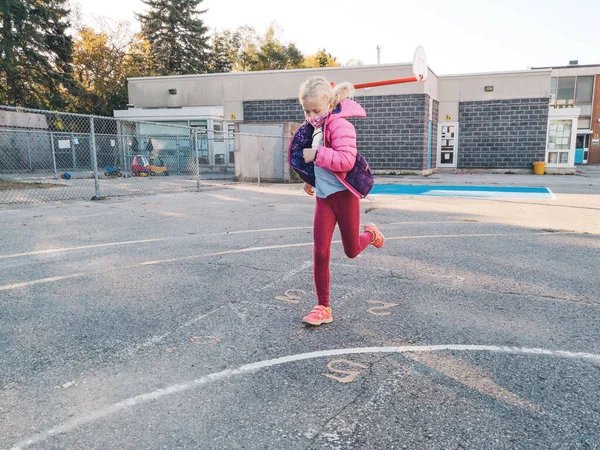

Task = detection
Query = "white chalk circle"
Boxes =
[12,345,600,449]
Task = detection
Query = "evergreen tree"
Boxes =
[137,0,210,75]
[208,31,233,73]
[0,0,74,109]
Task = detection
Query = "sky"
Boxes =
[74,0,600,75]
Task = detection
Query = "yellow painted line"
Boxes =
[0,274,84,291]
[0,239,167,260]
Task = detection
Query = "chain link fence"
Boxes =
[0,106,297,205]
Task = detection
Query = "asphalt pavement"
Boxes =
[1,170,599,449]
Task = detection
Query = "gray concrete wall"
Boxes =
[431,99,439,169]
[438,70,551,125]
[127,63,439,122]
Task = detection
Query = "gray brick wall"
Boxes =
[243,94,431,171]
[243,99,305,124]
[431,99,439,169]
[458,98,548,169]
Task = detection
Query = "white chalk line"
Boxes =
[256,260,312,291]
[0,274,84,292]
[114,308,223,358]
[140,242,319,265]
[0,222,489,261]
[386,231,576,241]
[11,344,600,450]
[0,239,167,260]
[140,231,575,266]
[0,227,313,261]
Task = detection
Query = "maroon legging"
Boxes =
[313,189,372,307]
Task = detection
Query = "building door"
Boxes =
[437,123,458,168]
[238,124,284,180]
[575,134,590,165]
[227,123,235,165]
[190,120,208,165]
[213,122,227,165]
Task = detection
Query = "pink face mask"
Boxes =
[307,112,328,129]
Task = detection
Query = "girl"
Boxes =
[289,76,384,326]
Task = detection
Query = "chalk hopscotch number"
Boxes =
[190,336,221,345]
[367,300,400,316]
[322,360,369,384]
[275,289,307,303]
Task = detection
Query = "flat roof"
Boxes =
[531,64,600,70]
[438,68,551,78]
[126,61,439,81]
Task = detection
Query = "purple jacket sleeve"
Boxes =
[314,118,357,172]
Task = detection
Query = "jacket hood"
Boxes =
[329,99,367,120]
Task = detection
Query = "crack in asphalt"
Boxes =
[304,353,392,449]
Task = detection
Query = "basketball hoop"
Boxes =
[354,46,428,89]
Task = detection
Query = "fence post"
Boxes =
[194,129,200,192]
[117,121,128,177]
[26,133,33,171]
[89,117,101,199]
[176,136,181,174]
[50,131,58,178]
[256,135,261,186]
[70,134,77,171]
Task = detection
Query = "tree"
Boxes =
[304,49,341,68]
[0,0,75,109]
[207,31,233,73]
[212,24,305,72]
[254,25,304,71]
[71,22,157,115]
[345,58,364,66]
[137,0,210,75]
[229,26,259,72]
[127,34,159,79]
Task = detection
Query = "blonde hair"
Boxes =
[299,76,354,109]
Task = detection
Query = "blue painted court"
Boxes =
[370,184,554,199]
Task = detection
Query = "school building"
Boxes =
[114,59,600,175]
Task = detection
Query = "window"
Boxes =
[214,122,224,142]
[576,135,591,149]
[551,75,595,130]
[547,119,572,165]
[556,77,575,107]
[549,77,557,106]
[191,120,208,152]
[575,76,593,104]
[548,120,572,150]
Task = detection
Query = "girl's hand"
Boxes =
[303,183,315,196]
[303,148,317,163]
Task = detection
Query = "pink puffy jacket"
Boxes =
[314,99,367,198]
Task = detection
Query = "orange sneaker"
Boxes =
[302,305,333,326]
[364,223,385,248]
